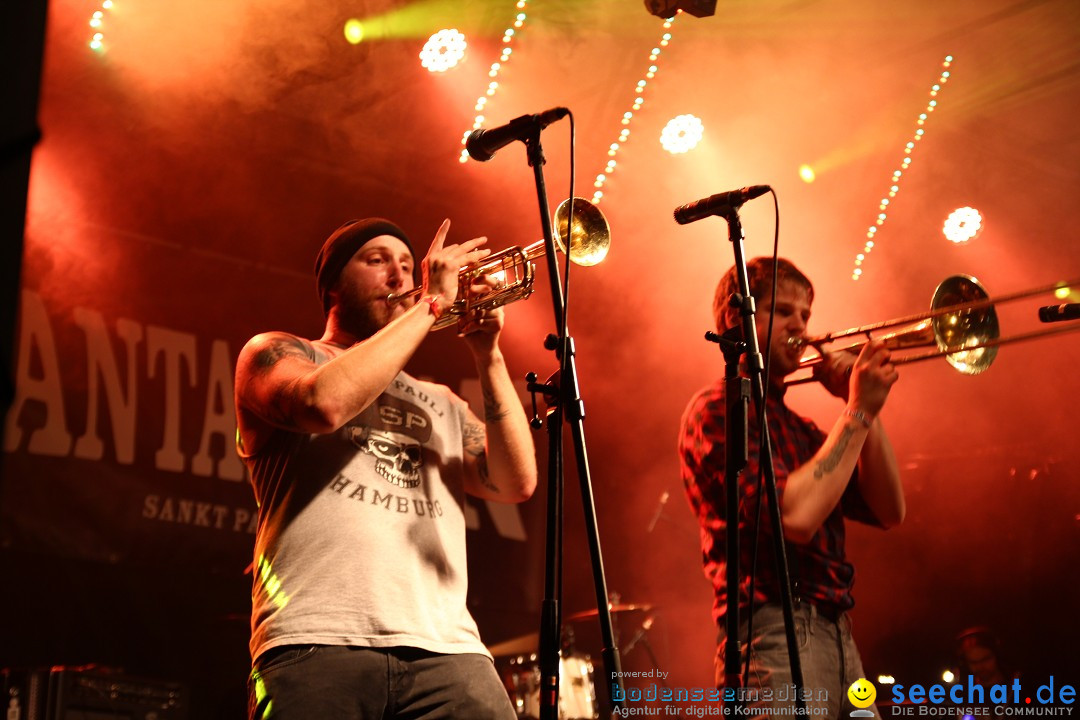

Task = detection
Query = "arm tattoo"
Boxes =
[462,419,486,458]
[248,334,316,428]
[463,420,499,494]
[482,384,510,422]
[476,452,500,494]
[813,425,855,479]
[253,334,313,372]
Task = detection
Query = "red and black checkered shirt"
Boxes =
[678,379,881,624]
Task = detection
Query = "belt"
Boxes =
[794,598,843,623]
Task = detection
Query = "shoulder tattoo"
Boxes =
[253,334,314,372]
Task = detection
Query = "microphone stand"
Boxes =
[707,325,748,713]
[519,123,625,720]
[712,208,806,714]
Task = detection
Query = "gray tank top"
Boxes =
[242,368,488,661]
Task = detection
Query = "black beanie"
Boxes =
[314,218,415,314]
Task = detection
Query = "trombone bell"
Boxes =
[930,274,999,374]
[849,275,1000,373]
[788,272,1080,386]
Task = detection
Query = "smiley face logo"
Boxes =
[847,678,877,709]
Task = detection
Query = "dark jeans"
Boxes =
[248,645,516,720]
[716,603,882,720]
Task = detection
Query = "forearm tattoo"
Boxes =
[463,419,499,494]
[813,425,855,480]
[463,419,486,458]
[476,452,500,494]
[482,384,510,422]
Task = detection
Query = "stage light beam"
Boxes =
[344,19,364,45]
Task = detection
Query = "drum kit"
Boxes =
[489,602,656,720]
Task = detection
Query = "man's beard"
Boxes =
[335,286,395,340]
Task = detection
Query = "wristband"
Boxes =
[844,407,872,429]
[419,294,444,322]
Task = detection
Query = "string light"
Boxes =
[589,13,679,203]
[87,0,114,53]
[420,29,467,73]
[851,55,954,280]
[460,1,531,163]
[943,206,983,244]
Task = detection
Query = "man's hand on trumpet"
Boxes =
[458,276,505,358]
[420,219,490,313]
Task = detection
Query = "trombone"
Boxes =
[387,198,610,330]
[786,274,1080,385]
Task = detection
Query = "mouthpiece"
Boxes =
[387,290,421,306]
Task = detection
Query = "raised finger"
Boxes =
[429,219,451,254]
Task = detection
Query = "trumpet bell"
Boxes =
[554,197,610,267]
[387,198,610,330]
[931,274,999,374]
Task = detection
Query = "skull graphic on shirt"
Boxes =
[350,427,424,488]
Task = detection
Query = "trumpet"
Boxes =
[785,274,1080,386]
[386,198,610,330]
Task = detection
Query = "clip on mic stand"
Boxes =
[705,207,806,715]
[512,123,624,720]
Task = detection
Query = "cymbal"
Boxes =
[566,603,654,622]
[487,632,539,658]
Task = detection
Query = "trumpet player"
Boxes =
[234,217,536,720]
[678,257,904,718]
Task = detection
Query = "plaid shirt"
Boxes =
[678,379,880,623]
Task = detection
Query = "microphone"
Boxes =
[646,491,670,533]
[1038,303,1080,323]
[673,185,771,225]
[465,107,570,162]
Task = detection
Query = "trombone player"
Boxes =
[234,217,536,720]
[678,257,904,718]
